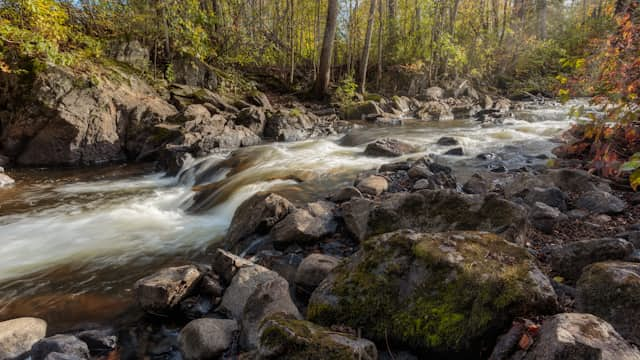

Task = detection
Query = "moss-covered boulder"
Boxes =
[257,315,377,360]
[307,230,557,356]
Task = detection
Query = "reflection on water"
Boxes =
[0,101,588,329]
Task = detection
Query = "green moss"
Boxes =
[364,93,382,101]
[288,108,303,117]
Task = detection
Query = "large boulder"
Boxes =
[364,138,418,157]
[257,315,377,360]
[342,101,384,120]
[264,108,316,142]
[224,192,295,251]
[178,318,238,360]
[0,317,47,359]
[109,40,149,70]
[270,201,337,247]
[548,238,634,281]
[295,254,341,295]
[341,190,529,244]
[30,335,89,360]
[236,106,267,135]
[218,263,281,320]
[171,56,218,91]
[416,101,454,121]
[308,230,557,355]
[134,265,202,314]
[529,202,567,234]
[508,313,640,360]
[576,261,640,344]
[424,86,445,101]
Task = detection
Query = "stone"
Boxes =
[178,318,238,360]
[134,265,202,314]
[224,192,295,251]
[575,190,626,214]
[436,136,459,146]
[308,231,557,355]
[270,201,337,246]
[109,40,149,71]
[240,277,302,349]
[43,353,84,360]
[75,329,116,355]
[444,147,464,156]
[264,109,316,142]
[481,95,494,110]
[356,175,389,196]
[0,173,15,187]
[0,317,47,359]
[329,186,363,203]
[425,86,445,100]
[521,187,568,212]
[462,174,489,194]
[342,101,384,120]
[549,239,634,281]
[364,138,418,157]
[257,315,377,360]
[576,261,640,343]
[30,335,90,360]
[171,56,219,90]
[295,254,340,295]
[412,179,432,190]
[391,96,411,113]
[530,202,567,234]
[218,263,281,320]
[236,106,267,135]
[416,101,454,121]
[379,161,411,173]
[246,91,272,110]
[545,169,611,193]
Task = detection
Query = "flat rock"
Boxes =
[549,239,634,281]
[356,175,389,196]
[364,138,418,157]
[444,147,464,156]
[0,317,47,359]
[530,202,567,234]
[575,190,626,214]
[134,265,201,314]
[329,186,363,203]
[178,318,238,360]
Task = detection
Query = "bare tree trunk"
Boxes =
[376,0,383,89]
[360,0,376,94]
[289,0,295,84]
[537,0,546,39]
[314,0,339,97]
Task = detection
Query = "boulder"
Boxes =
[444,147,464,156]
[236,106,267,135]
[0,317,47,359]
[529,202,567,234]
[109,40,149,70]
[43,353,83,360]
[508,313,640,360]
[342,101,384,120]
[30,335,89,360]
[416,101,454,121]
[425,86,445,100]
[576,261,640,343]
[544,169,611,193]
[575,190,626,215]
[520,187,568,212]
[308,230,557,355]
[356,175,389,196]
[171,56,218,91]
[342,190,529,244]
[329,186,363,203]
[224,192,295,251]
[264,109,317,142]
[240,277,302,349]
[246,91,272,110]
[270,201,337,246]
[178,318,238,360]
[391,96,411,113]
[295,254,340,294]
[436,136,459,146]
[462,174,490,194]
[75,328,116,356]
[364,138,418,157]
[257,315,377,360]
[549,239,634,281]
[218,262,281,320]
[134,265,201,314]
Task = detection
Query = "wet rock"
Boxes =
[218,262,282,320]
[379,161,411,173]
[444,147,464,156]
[462,174,489,194]
[199,272,225,298]
[416,101,454,121]
[342,190,529,244]
[391,96,411,113]
[407,164,433,179]
[477,152,497,161]
[224,192,295,251]
[178,318,238,360]
[481,95,494,109]
[549,239,634,281]
[235,106,267,135]
[342,101,384,120]
[575,190,626,215]
[530,202,567,234]
[0,172,14,187]
[295,254,340,295]
[356,175,389,196]
[364,138,418,157]
[576,261,640,343]
[425,86,445,101]
[134,265,202,314]
[257,315,377,359]
[30,335,89,360]
[308,230,557,355]
[240,277,302,349]
[211,249,256,284]
[436,136,459,146]
[509,313,640,360]
[179,296,215,320]
[264,108,318,141]
[270,201,337,246]
[75,329,116,356]
[253,251,303,285]
[412,178,432,190]
[329,186,363,203]
[0,317,47,359]
[43,353,83,360]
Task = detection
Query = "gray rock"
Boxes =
[264,108,317,141]
[356,175,389,196]
[549,239,634,281]
[412,178,432,190]
[0,317,47,359]
[240,277,302,349]
[236,106,267,135]
[577,261,640,343]
[379,161,411,173]
[134,265,201,314]
[575,190,626,214]
[246,91,272,110]
[211,248,256,284]
[218,263,281,320]
[522,187,568,211]
[462,174,489,194]
[270,201,337,246]
[178,318,238,360]
[425,86,445,101]
[75,329,116,355]
[329,186,363,203]
[509,313,640,360]
[43,353,84,360]
[391,96,411,113]
[530,202,567,234]
[30,335,89,360]
[436,136,459,146]
[364,138,418,157]
[444,147,464,156]
[295,254,340,294]
[416,101,454,121]
[343,101,384,120]
[109,40,149,71]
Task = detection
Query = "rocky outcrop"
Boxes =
[308,230,557,355]
[0,317,47,359]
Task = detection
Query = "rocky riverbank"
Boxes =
[4,142,640,359]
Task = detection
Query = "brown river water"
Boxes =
[0,101,588,333]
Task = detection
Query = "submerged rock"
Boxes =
[30,335,89,360]
[436,136,459,146]
[257,315,377,360]
[549,239,634,281]
[178,318,238,360]
[134,265,202,314]
[508,313,640,360]
[0,317,47,359]
[308,230,557,355]
[364,138,418,157]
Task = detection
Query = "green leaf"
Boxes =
[621,160,640,172]
[630,169,640,191]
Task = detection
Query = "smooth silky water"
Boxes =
[0,101,588,331]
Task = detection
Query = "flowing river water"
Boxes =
[0,101,586,332]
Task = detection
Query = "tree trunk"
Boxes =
[537,0,546,39]
[376,0,383,89]
[314,0,339,98]
[360,0,376,94]
[289,0,295,84]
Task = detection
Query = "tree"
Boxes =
[314,0,339,97]
[360,0,376,93]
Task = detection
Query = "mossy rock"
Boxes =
[307,230,557,357]
[257,315,377,360]
[341,101,383,120]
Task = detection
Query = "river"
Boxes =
[0,100,584,332]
